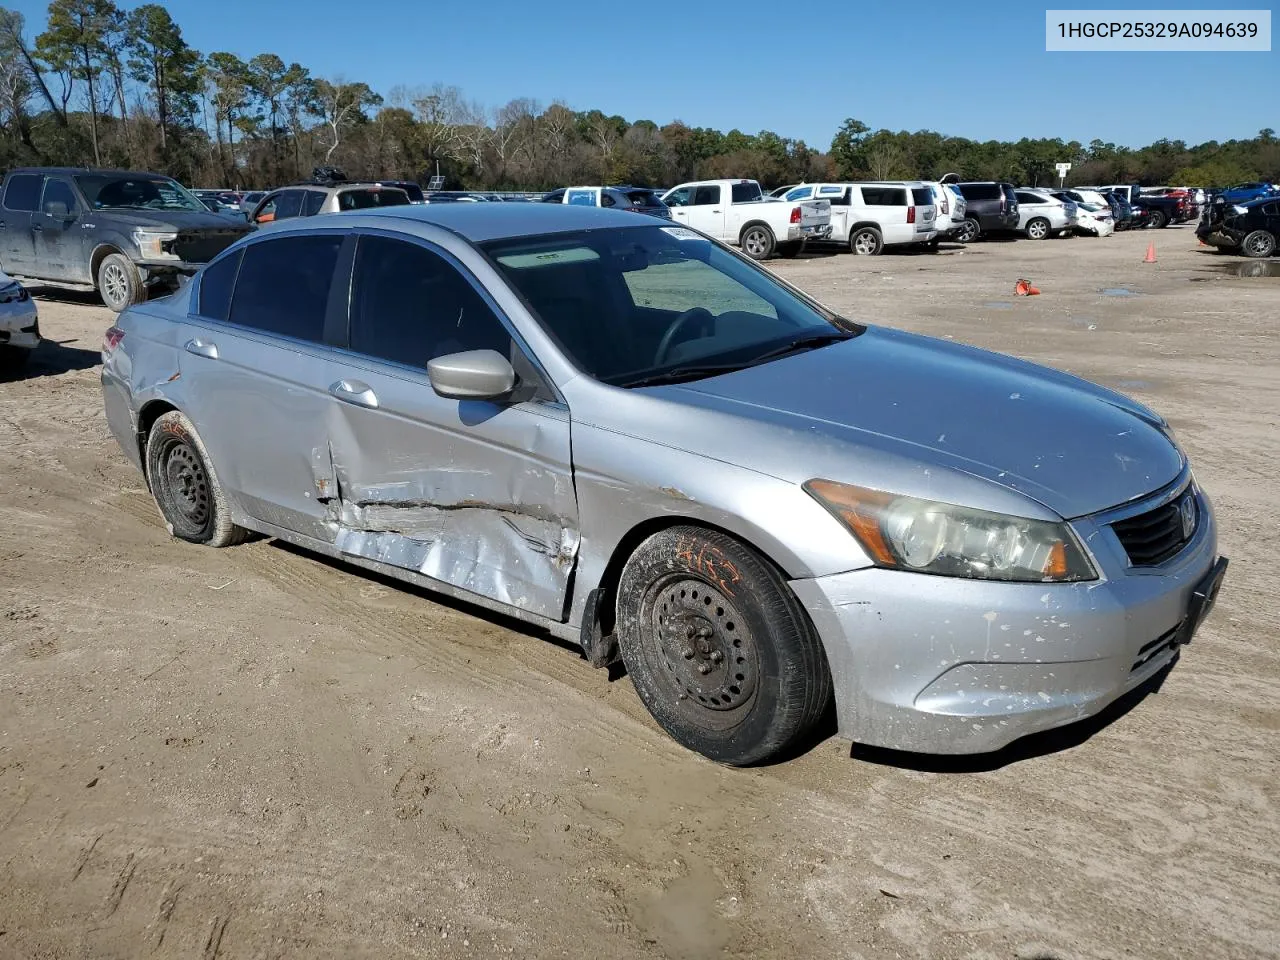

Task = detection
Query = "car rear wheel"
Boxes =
[1148,210,1168,229]
[1242,229,1277,258]
[1025,217,1050,240]
[850,227,883,256]
[615,526,833,766]
[146,411,248,547]
[97,253,146,313]
[955,218,980,243]
[740,225,776,260]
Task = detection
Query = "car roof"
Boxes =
[265,203,652,242]
[9,167,173,178]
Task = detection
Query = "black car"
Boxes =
[0,167,252,311]
[953,182,1020,241]
[1197,196,1279,258]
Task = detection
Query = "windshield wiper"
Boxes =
[621,332,853,389]
[744,331,854,365]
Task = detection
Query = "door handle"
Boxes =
[329,379,379,409]
[184,338,218,360]
[711,209,721,213]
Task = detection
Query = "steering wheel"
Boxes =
[654,307,714,365]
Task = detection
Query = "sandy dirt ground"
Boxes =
[1,227,1277,960]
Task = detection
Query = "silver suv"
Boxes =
[248,181,411,225]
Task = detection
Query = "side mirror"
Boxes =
[45,201,72,220]
[427,349,516,401]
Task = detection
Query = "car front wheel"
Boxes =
[146,411,248,547]
[97,252,146,312]
[615,526,833,766]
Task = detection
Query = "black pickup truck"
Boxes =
[0,167,251,311]
[1103,184,1188,229]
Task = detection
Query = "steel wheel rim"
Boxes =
[103,263,128,305]
[854,232,877,255]
[639,574,759,729]
[158,438,211,533]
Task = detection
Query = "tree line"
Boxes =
[2,2,1277,192]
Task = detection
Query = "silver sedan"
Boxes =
[100,205,1227,764]
[0,271,39,371]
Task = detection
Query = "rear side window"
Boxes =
[785,186,813,201]
[911,187,932,205]
[349,235,512,368]
[692,185,720,205]
[338,188,411,210]
[1015,191,1042,205]
[302,190,326,216]
[731,182,761,202]
[625,190,664,208]
[274,190,305,220]
[959,183,1000,201]
[229,235,342,342]
[197,250,242,322]
[860,187,908,206]
[3,174,42,211]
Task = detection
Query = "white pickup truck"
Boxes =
[660,179,831,259]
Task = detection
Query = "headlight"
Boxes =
[0,281,29,304]
[133,228,180,260]
[804,480,1097,582]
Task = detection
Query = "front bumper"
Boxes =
[790,483,1222,754]
[0,297,40,350]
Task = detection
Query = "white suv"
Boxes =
[1014,189,1076,240]
[782,182,937,254]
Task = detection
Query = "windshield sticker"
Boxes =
[495,247,600,268]
[659,227,702,241]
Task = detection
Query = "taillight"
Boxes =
[907,206,916,224]
[104,325,125,353]
[940,198,949,214]
[789,206,802,224]
[999,193,1007,212]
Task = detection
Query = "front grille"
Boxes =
[174,230,246,264]
[1131,625,1179,673]
[1112,494,1195,566]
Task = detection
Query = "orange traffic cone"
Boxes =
[1144,241,1157,263]
[1014,278,1041,296]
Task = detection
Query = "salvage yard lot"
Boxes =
[1,227,1277,960]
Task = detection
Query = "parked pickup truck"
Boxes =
[661,179,831,259]
[0,167,252,311]
[1102,184,1187,229]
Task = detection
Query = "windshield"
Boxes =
[76,174,207,212]
[482,225,859,388]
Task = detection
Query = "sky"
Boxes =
[7,0,1276,149]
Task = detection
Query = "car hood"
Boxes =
[657,327,1183,519]
[90,208,252,232]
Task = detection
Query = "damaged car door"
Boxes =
[321,232,579,620]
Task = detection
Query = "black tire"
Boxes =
[776,241,803,259]
[0,346,31,374]
[145,410,248,547]
[849,227,883,256]
[615,526,833,766]
[955,218,980,243]
[1148,209,1168,229]
[97,252,146,313]
[1025,217,1051,240]
[739,224,776,260]
[1241,229,1277,259]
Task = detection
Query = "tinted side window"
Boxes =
[41,178,79,213]
[3,174,42,211]
[785,186,813,201]
[1015,191,1042,205]
[692,186,720,205]
[229,236,342,342]
[911,187,932,205]
[730,182,760,203]
[349,235,511,368]
[861,187,907,206]
[663,187,691,207]
[302,190,326,216]
[274,190,305,220]
[197,249,242,322]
